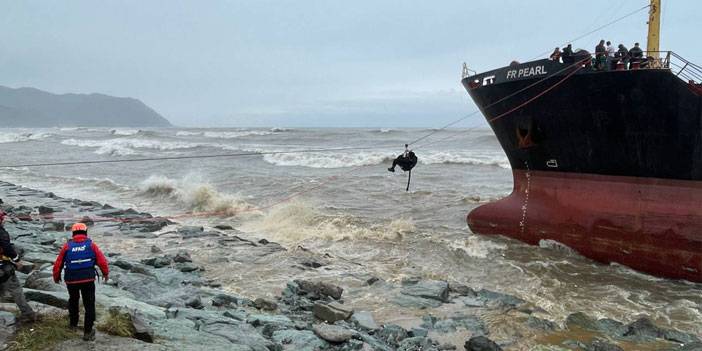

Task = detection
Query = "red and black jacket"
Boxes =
[53,234,109,284]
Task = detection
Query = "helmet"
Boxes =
[71,223,88,233]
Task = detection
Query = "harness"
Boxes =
[63,239,97,282]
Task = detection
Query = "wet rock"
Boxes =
[464,335,503,351]
[397,336,436,351]
[23,270,61,291]
[622,317,663,340]
[392,294,443,309]
[214,224,234,230]
[595,318,627,337]
[113,259,134,270]
[476,289,524,307]
[376,324,409,347]
[294,279,344,300]
[273,329,328,351]
[142,255,172,268]
[449,283,476,296]
[248,314,295,336]
[199,320,274,350]
[150,245,162,254]
[589,340,623,351]
[351,311,379,331]
[565,312,599,331]
[37,205,55,215]
[313,323,357,343]
[366,277,380,286]
[400,280,449,303]
[212,293,240,307]
[313,302,353,322]
[300,259,325,269]
[24,289,69,308]
[254,297,277,311]
[177,262,199,273]
[42,220,65,232]
[679,343,702,351]
[79,215,95,226]
[165,306,179,319]
[527,316,557,331]
[173,250,192,263]
[0,311,17,348]
[185,296,203,309]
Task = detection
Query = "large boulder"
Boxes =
[272,329,328,351]
[313,324,356,343]
[400,280,449,303]
[295,279,344,300]
[465,336,502,351]
[313,302,353,323]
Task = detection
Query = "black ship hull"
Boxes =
[462,58,702,282]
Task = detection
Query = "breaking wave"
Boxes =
[262,151,393,168]
[0,131,51,143]
[61,138,204,156]
[139,175,256,216]
[175,130,275,139]
[250,202,414,243]
[447,235,508,259]
[110,129,142,136]
[260,149,508,169]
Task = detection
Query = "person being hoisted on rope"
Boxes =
[388,144,418,172]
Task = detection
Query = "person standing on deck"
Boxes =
[53,223,109,341]
[0,210,37,324]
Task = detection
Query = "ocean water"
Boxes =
[0,127,700,341]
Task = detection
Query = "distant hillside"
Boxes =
[0,86,171,127]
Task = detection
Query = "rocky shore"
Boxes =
[0,180,700,351]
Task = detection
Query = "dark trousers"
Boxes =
[67,281,96,333]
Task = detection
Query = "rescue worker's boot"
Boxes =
[387,167,395,172]
[83,328,95,341]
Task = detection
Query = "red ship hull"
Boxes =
[467,170,702,282]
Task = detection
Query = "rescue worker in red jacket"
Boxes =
[52,223,109,341]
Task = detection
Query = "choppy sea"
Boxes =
[1,127,700,340]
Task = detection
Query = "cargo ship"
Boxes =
[461,0,702,282]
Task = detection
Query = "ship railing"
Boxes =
[668,52,702,84]
[462,62,477,79]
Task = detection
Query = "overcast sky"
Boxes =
[1,0,700,127]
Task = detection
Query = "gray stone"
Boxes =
[24,289,69,308]
[212,293,239,307]
[23,270,62,291]
[247,314,295,336]
[351,311,379,331]
[142,256,172,268]
[131,310,155,343]
[214,224,234,230]
[392,294,443,309]
[42,220,65,232]
[150,245,162,254]
[199,320,274,350]
[173,250,192,263]
[254,297,277,311]
[476,289,524,307]
[313,323,356,343]
[185,296,203,309]
[527,316,557,331]
[37,205,55,214]
[397,336,436,351]
[272,329,328,351]
[565,312,599,331]
[313,302,353,322]
[465,335,503,351]
[400,280,449,302]
[113,259,134,270]
[679,343,702,351]
[295,279,344,300]
[177,262,199,272]
[449,283,476,296]
[165,306,178,319]
[590,340,623,351]
[376,324,408,347]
